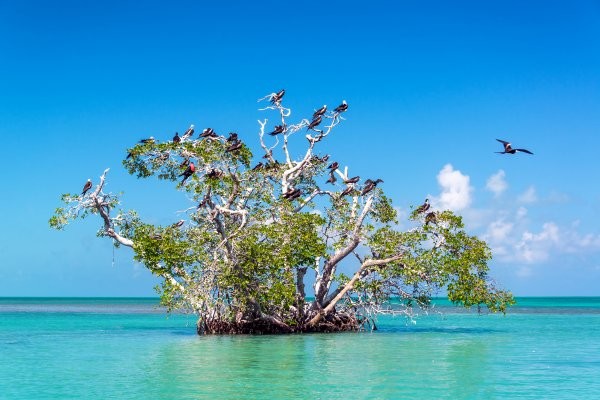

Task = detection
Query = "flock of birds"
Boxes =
[79,89,535,230]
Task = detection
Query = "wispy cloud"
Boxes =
[517,186,537,204]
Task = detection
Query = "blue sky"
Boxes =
[1,0,599,296]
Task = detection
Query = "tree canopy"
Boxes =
[50,92,514,334]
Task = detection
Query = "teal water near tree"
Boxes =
[1,297,599,399]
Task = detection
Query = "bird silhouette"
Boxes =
[416,198,430,214]
[495,139,533,155]
[81,179,92,196]
[334,100,348,113]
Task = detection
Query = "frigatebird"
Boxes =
[307,115,322,130]
[495,139,533,155]
[328,161,339,171]
[82,179,92,196]
[361,179,383,196]
[252,162,264,171]
[181,125,195,140]
[344,176,360,184]
[200,128,217,138]
[326,173,337,184]
[425,212,437,225]
[139,136,154,144]
[227,132,238,142]
[340,186,355,197]
[321,154,330,163]
[313,105,327,119]
[206,169,223,179]
[263,149,273,159]
[269,125,285,136]
[334,100,348,113]
[180,162,195,184]
[416,198,430,214]
[225,140,243,152]
[173,132,181,143]
[271,89,285,104]
[171,220,185,228]
[283,188,302,200]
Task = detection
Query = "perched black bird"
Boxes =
[344,176,360,184]
[340,186,354,197]
[173,132,181,143]
[269,125,285,136]
[200,128,217,138]
[416,198,430,214]
[252,162,264,171]
[307,115,322,130]
[263,149,273,159]
[283,187,302,200]
[171,220,185,228]
[139,136,154,144]
[181,125,195,140]
[321,154,330,163]
[82,179,92,196]
[206,169,223,179]
[225,140,243,152]
[334,100,348,113]
[227,132,238,142]
[326,173,337,184]
[271,89,285,104]
[425,211,437,225]
[360,179,384,196]
[328,161,339,171]
[495,139,534,155]
[313,105,327,119]
[179,162,195,184]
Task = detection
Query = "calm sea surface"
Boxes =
[1,297,599,399]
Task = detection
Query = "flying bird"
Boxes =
[181,125,195,140]
[172,132,181,143]
[307,115,322,130]
[361,179,383,196]
[270,89,285,104]
[495,139,533,155]
[313,105,327,119]
[180,161,196,184]
[269,125,286,136]
[416,198,430,214]
[227,132,238,142]
[344,176,360,184]
[82,179,92,196]
[334,100,348,113]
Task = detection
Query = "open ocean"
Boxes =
[1,297,599,399]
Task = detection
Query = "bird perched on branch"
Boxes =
[271,89,285,104]
[328,161,339,171]
[334,100,348,113]
[200,128,217,138]
[307,115,322,130]
[226,140,243,153]
[416,198,430,214]
[495,139,533,155]
[206,169,223,179]
[344,176,360,184]
[361,179,383,196]
[340,186,355,197]
[181,125,195,140]
[425,212,437,225]
[269,125,285,136]
[313,105,327,119]
[180,161,195,184]
[227,132,238,142]
[172,132,181,143]
[326,172,337,184]
[139,136,154,144]
[252,162,264,171]
[81,179,92,196]
[171,220,184,228]
[283,188,302,200]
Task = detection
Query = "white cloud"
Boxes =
[486,170,508,197]
[430,164,473,212]
[514,222,560,263]
[518,186,538,204]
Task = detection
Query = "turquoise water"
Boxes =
[1,298,599,399]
